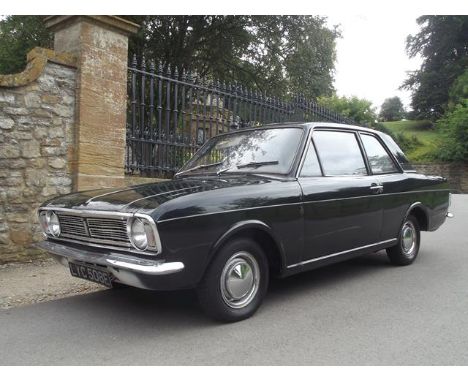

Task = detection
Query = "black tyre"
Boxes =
[196,237,269,322]
[387,215,420,266]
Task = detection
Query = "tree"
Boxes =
[125,15,339,98]
[318,95,377,126]
[402,16,468,119]
[0,15,52,74]
[435,70,468,161]
[379,97,405,121]
[0,15,339,98]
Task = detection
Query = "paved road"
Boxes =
[1,195,467,365]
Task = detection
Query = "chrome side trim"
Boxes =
[157,189,451,223]
[286,238,398,269]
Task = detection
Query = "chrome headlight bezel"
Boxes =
[126,214,161,254]
[39,210,61,237]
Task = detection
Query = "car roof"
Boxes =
[214,122,386,141]
[228,122,378,134]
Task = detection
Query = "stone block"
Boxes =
[6,188,24,202]
[21,140,41,158]
[9,159,27,169]
[41,94,60,104]
[49,127,65,138]
[41,146,66,156]
[41,186,58,197]
[24,92,41,108]
[0,232,10,245]
[0,93,15,103]
[25,168,47,188]
[10,130,33,140]
[49,157,66,169]
[0,116,14,130]
[0,145,21,159]
[33,127,48,139]
[5,212,29,223]
[3,107,29,116]
[29,157,47,169]
[10,229,32,245]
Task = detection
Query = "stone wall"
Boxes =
[0,53,77,263]
[413,162,468,193]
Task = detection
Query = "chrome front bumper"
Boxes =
[35,240,184,289]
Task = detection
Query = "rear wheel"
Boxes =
[387,215,420,266]
[196,237,269,322]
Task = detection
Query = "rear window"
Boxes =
[380,134,414,171]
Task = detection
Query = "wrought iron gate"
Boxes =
[126,55,356,178]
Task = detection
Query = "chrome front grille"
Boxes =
[58,214,88,237]
[57,213,130,247]
[87,218,128,242]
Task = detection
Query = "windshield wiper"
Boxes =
[176,161,224,176]
[237,160,279,169]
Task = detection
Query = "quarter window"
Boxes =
[300,141,322,177]
[360,134,398,174]
[313,131,367,176]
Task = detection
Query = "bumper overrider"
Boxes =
[34,240,185,290]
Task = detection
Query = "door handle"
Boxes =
[370,183,384,194]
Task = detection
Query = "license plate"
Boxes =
[69,262,113,288]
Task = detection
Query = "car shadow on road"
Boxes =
[40,250,393,329]
[268,250,391,298]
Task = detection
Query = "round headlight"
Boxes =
[129,218,148,250]
[46,211,61,237]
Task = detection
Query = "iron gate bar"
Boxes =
[126,54,357,178]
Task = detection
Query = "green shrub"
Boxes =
[435,101,468,162]
[395,133,423,153]
[374,123,423,153]
[410,120,434,130]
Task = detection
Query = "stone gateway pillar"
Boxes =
[45,16,139,191]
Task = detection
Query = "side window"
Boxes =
[360,134,398,174]
[300,141,322,177]
[313,131,368,176]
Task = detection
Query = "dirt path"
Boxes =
[0,259,105,309]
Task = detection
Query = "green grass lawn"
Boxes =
[381,120,442,162]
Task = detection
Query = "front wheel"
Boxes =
[387,215,420,266]
[196,237,269,322]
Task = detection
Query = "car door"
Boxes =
[298,129,384,262]
[358,132,408,241]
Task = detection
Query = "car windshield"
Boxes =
[177,127,304,176]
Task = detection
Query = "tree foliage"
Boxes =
[379,96,405,122]
[0,15,339,98]
[125,15,339,98]
[402,16,468,119]
[317,95,377,126]
[0,15,52,74]
[435,70,468,161]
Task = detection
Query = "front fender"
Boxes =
[209,219,287,271]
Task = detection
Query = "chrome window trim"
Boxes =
[358,132,403,175]
[287,238,398,269]
[175,126,307,178]
[310,129,370,177]
[38,207,162,256]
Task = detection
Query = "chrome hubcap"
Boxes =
[401,221,417,255]
[220,251,260,309]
